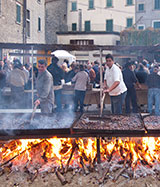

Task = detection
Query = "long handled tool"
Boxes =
[100,93,106,117]
[30,103,38,123]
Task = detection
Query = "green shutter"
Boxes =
[85,21,90,31]
[127,0,133,5]
[16,4,21,23]
[38,17,41,31]
[107,0,112,7]
[106,19,113,32]
[155,0,160,9]
[72,2,77,11]
[127,18,133,28]
[89,0,94,9]
[72,23,77,31]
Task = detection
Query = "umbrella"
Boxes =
[51,50,76,66]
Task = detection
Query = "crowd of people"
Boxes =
[0,53,160,115]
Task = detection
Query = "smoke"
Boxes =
[0,110,76,131]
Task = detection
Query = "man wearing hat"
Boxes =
[47,55,64,112]
[8,59,28,108]
[146,65,160,115]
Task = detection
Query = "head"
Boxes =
[87,64,92,70]
[153,65,159,73]
[38,59,47,73]
[13,59,22,69]
[105,54,114,68]
[125,61,133,70]
[79,64,84,71]
[51,55,59,64]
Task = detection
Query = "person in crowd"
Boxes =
[35,60,54,114]
[92,60,99,74]
[87,64,96,86]
[72,64,90,113]
[0,60,6,107]
[136,63,149,84]
[122,61,141,114]
[65,62,78,83]
[48,55,64,112]
[146,65,160,115]
[8,59,28,108]
[61,62,69,83]
[103,54,127,114]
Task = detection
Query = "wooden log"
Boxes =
[0,140,46,167]
[113,167,126,182]
[98,167,110,184]
[80,156,89,175]
[56,170,67,185]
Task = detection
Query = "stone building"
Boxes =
[135,0,160,30]
[45,0,68,44]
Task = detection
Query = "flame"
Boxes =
[0,137,160,170]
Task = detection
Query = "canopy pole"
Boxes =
[31,46,34,109]
[99,48,103,116]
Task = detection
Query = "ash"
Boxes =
[0,112,76,130]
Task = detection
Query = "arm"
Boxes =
[104,81,120,93]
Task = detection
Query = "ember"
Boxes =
[0,137,160,185]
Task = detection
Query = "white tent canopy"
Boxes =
[51,50,76,67]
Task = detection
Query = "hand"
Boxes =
[34,99,40,106]
[103,88,110,93]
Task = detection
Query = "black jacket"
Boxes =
[47,63,64,86]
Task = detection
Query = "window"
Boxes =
[126,0,133,5]
[138,3,144,11]
[72,23,77,31]
[71,2,77,11]
[155,0,160,10]
[138,25,145,30]
[70,40,94,45]
[106,0,112,7]
[126,18,133,28]
[89,0,94,9]
[38,17,41,31]
[26,10,30,37]
[85,21,90,31]
[16,3,21,23]
[153,21,160,29]
[106,19,113,32]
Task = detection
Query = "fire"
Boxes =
[0,137,160,171]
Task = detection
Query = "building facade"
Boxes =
[45,0,68,44]
[0,0,45,44]
[135,0,160,30]
[56,0,135,62]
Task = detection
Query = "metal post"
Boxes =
[96,137,101,164]
[31,46,34,109]
[99,48,103,116]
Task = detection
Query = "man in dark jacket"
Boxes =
[47,56,64,112]
[146,65,160,115]
[122,61,141,113]
[35,60,54,113]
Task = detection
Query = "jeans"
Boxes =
[54,89,62,112]
[110,91,127,114]
[125,87,138,113]
[74,90,86,112]
[148,88,160,115]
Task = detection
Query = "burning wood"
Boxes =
[56,169,67,185]
[0,137,159,186]
[80,156,89,175]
